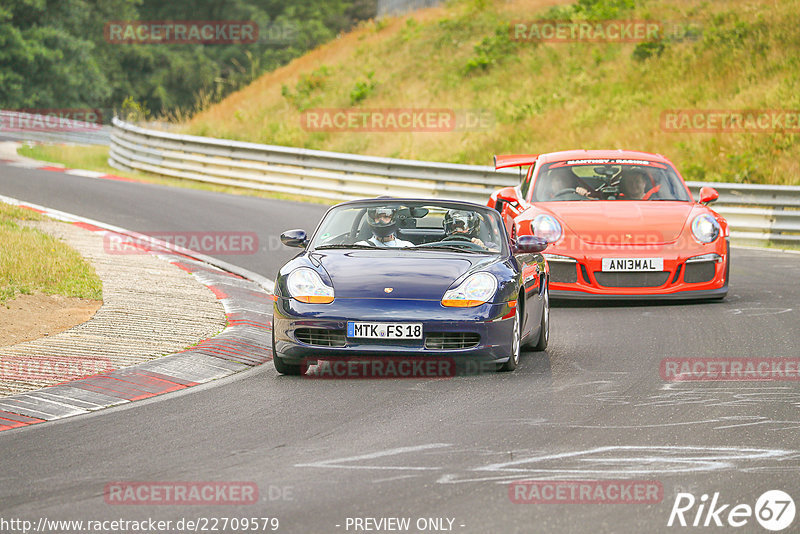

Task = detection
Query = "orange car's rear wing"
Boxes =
[494,154,538,170]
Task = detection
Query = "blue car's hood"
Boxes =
[311,249,497,300]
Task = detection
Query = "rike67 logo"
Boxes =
[668,490,795,531]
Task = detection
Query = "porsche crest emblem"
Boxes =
[384,287,393,293]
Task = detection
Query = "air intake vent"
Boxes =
[295,328,346,347]
[593,271,670,288]
[549,262,578,283]
[425,332,480,350]
[684,262,716,283]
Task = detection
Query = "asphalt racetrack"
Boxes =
[1,162,799,533]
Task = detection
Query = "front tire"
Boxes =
[530,287,549,351]
[272,328,305,376]
[498,305,521,372]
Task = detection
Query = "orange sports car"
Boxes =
[488,150,729,300]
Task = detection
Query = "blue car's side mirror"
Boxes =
[280,229,308,248]
[513,235,547,254]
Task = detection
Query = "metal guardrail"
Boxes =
[108,117,800,246]
[0,110,111,145]
[108,117,517,202]
[378,0,442,17]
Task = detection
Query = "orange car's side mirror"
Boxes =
[699,187,719,205]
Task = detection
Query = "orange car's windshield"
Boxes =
[532,161,692,202]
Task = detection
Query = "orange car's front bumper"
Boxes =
[545,239,729,300]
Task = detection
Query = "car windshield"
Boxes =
[310,201,507,255]
[531,160,692,202]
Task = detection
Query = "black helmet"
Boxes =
[444,210,479,237]
[367,206,398,238]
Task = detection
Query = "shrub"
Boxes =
[633,41,666,61]
[350,71,377,105]
[281,66,331,110]
[463,24,519,75]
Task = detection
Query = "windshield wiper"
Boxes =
[413,245,485,254]
[314,244,382,250]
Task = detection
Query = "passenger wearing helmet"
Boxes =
[620,169,660,200]
[356,206,414,247]
[444,209,498,251]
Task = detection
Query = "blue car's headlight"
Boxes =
[286,267,334,303]
[691,214,720,243]
[532,214,562,243]
[442,272,498,307]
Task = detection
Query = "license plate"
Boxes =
[347,322,422,339]
[602,258,664,271]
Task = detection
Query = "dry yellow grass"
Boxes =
[178,0,798,185]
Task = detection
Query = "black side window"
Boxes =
[519,166,534,199]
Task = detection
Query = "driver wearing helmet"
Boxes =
[356,206,414,247]
[444,209,499,251]
[545,168,595,199]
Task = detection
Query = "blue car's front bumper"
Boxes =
[272,297,516,365]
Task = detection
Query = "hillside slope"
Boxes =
[185,0,800,185]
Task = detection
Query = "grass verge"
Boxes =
[0,202,103,304]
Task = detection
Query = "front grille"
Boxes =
[295,328,346,347]
[549,262,578,283]
[684,262,716,283]
[425,333,480,350]
[593,271,670,288]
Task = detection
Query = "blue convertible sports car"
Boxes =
[271,198,550,375]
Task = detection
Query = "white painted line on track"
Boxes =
[295,443,453,470]
[64,169,108,178]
